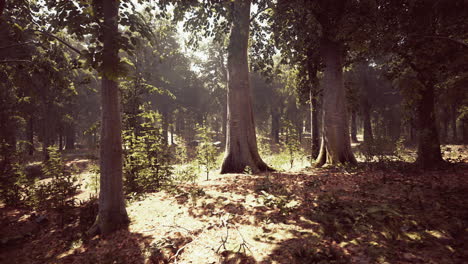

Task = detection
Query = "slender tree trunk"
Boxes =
[350,110,358,143]
[65,124,75,150]
[451,105,457,142]
[362,100,373,144]
[161,110,169,145]
[415,82,444,167]
[462,117,468,144]
[310,90,320,159]
[42,114,51,161]
[59,132,63,151]
[221,0,270,173]
[315,38,357,167]
[27,115,34,155]
[441,116,448,144]
[271,109,280,144]
[90,0,129,236]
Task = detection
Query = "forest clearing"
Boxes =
[1,0,467,263]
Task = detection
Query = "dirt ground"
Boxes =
[1,147,468,264]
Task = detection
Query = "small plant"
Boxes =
[123,109,173,195]
[195,124,218,180]
[0,140,33,205]
[282,119,301,169]
[32,146,80,212]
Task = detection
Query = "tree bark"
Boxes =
[90,0,129,236]
[310,90,320,159]
[220,0,271,174]
[451,105,457,142]
[415,82,444,167]
[361,99,373,144]
[315,38,357,167]
[27,115,34,155]
[65,123,75,150]
[350,110,358,143]
[463,117,468,144]
[271,109,280,144]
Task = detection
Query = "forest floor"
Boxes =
[1,145,468,264]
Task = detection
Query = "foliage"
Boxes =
[0,141,33,206]
[195,125,219,180]
[32,147,80,212]
[123,109,173,196]
[282,119,301,169]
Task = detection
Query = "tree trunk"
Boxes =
[161,110,169,145]
[462,117,468,144]
[27,115,34,156]
[415,82,443,167]
[271,109,280,144]
[59,132,63,151]
[222,103,227,146]
[310,90,320,159]
[350,110,358,143]
[90,0,129,236]
[315,38,356,167]
[65,123,75,150]
[42,115,51,161]
[451,105,457,142]
[440,115,448,144]
[362,100,373,144]
[220,0,270,174]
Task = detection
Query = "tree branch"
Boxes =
[34,30,82,55]
[250,6,270,22]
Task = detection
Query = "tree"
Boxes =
[89,0,129,235]
[165,0,272,173]
[376,0,467,167]
[220,0,271,173]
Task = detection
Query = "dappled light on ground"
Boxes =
[3,162,467,263]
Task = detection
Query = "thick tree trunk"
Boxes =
[310,90,320,159]
[415,83,444,168]
[220,0,270,174]
[350,110,358,143]
[222,103,227,146]
[315,38,356,167]
[90,0,129,236]
[27,115,34,155]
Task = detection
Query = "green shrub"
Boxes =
[0,139,36,206]
[31,146,80,211]
[123,110,173,195]
[196,125,218,180]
